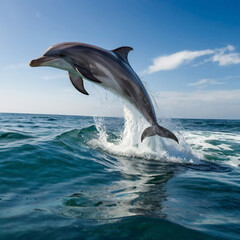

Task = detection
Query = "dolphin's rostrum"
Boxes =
[30,42,178,143]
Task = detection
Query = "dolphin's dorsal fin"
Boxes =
[68,72,89,95]
[112,46,133,64]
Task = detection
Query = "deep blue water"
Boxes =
[0,112,240,240]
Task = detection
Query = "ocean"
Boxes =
[0,107,240,240]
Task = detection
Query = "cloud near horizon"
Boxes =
[145,45,240,74]
[188,78,224,87]
[154,89,240,119]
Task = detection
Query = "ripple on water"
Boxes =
[0,113,240,240]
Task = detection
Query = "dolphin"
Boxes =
[30,42,178,143]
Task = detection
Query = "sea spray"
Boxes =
[89,104,200,163]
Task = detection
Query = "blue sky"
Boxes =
[0,0,240,119]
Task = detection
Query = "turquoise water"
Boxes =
[0,110,240,240]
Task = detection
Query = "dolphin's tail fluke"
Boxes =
[141,124,179,143]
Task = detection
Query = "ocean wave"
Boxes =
[184,130,240,167]
[1,113,239,240]
[0,131,33,141]
[55,106,240,169]
[55,109,199,164]
[83,105,200,164]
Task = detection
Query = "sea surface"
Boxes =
[0,108,240,240]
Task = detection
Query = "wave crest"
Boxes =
[88,105,200,164]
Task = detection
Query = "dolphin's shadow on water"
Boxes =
[57,127,231,221]
[60,156,177,220]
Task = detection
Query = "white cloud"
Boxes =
[212,52,240,66]
[145,44,240,74]
[146,49,214,73]
[210,45,240,66]
[188,78,224,87]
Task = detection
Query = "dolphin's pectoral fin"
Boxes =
[112,46,133,64]
[141,124,179,143]
[74,65,102,83]
[68,72,89,95]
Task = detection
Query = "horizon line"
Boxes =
[0,111,239,121]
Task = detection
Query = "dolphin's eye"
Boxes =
[58,53,64,57]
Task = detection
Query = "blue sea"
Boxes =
[0,108,240,240]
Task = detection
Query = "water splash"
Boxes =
[89,104,200,164]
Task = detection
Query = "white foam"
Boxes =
[183,130,240,167]
[89,104,200,164]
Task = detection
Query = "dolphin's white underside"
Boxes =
[47,58,125,99]
[29,42,179,143]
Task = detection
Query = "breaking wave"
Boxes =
[88,104,200,164]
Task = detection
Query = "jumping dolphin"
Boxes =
[30,42,178,143]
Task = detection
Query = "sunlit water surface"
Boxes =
[0,109,240,240]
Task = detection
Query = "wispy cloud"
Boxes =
[155,89,240,119]
[3,63,28,70]
[210,45,240,66]
[146,49,213,74]
[188,78,224,87]
[224,75,240,80]
[145,45,240,74]
[40,73,66,80]
[212,52,240,66]
[157,89,240,103]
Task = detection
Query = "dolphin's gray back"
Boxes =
[31,42,179,143]
[44,42,156,124]
[60,43,157,125]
